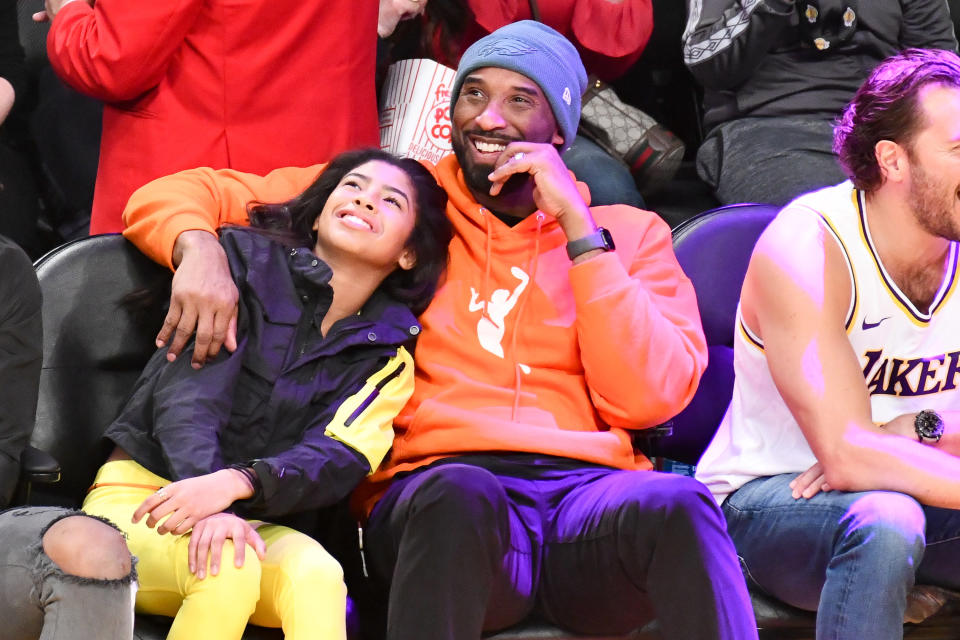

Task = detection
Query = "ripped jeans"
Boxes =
[0,506,137,640]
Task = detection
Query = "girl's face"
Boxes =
[312,160,418,275]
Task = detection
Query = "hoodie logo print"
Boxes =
[477,39,538,57]
[468,266,529,358]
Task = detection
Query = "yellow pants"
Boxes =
[83,460,347,640]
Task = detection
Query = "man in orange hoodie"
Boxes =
[122,21,756,640]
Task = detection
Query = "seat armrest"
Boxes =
[633,423,674,448]
[20,446,61,484]
[633,423,674,470]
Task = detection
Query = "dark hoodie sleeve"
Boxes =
[901,0,958,51]
[0,237,41,505]
[683,0,796,90]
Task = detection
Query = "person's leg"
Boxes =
[697,117,847,206]
[248,523,347,640]
[536,469,756,640]
[83,460,261,640]
[0,234,42,507]
[916,505,960,589]
[723,474,925,640]
[365,463,537,640]
[563,135,646,208]
[895,505,960,622]
[0,506,136,640]
[38,512,137,640]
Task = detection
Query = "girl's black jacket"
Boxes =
[104,227,419,518]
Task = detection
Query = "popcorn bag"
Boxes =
[379,59,457,165]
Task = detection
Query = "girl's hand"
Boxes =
[132,469,254,535]
[188,513,266,579]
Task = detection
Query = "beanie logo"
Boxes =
[562,87,571,106]
[477,38,538,57]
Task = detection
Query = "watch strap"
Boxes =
[566,227,614,260]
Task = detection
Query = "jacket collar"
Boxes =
[225,228,420,353]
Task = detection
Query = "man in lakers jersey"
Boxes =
[696,48,960,639]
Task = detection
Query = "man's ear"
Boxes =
[398,248,417,271]
[552,130,564,147]
[875,139,907,183]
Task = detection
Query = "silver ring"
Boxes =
[155,487,169,501]
[513,152,525,162]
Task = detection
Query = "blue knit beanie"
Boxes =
[451,21,588,154]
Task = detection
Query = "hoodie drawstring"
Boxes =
[481,208,493,322]
[509,212,544,421]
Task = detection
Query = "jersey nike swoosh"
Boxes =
[861,316,890,330]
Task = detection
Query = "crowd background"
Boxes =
[0,0,703,257]
[7,0,960,257]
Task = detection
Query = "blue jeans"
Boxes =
[723,473,960,639]
[562,135,645,208]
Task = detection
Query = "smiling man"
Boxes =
[696,48,960,639]
[121,21,756,639]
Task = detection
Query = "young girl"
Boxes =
[82,149,450,640]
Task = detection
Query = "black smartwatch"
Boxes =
[566,227,615,260]
[914,410,944,443]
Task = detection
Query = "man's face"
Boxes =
[905,84,960,242]
[451,67,563,198]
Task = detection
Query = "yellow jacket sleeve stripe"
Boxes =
[324,347,414,473]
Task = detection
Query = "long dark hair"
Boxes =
[245,148,451,315]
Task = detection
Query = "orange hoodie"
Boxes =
[123,154,708,513]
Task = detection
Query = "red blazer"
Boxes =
[47,0,380,233]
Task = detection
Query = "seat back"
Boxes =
[32,235,292,639]
[656,204,779,465]
[31,234,170,505]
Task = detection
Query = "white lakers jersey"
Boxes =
[696,181,960,504]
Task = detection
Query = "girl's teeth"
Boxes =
[343,214,372,230]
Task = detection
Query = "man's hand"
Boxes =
[33,0,90,22]
[163,230,238,368]
[132,469,254,535]
[790,462,832,499]
[188,513,266,579]
[791,415,923,499]
[487,143,596,240]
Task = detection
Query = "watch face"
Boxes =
[916,410,944,441]
[600,228,615,250]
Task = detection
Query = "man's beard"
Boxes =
[908,157,960,242]
[453,136,533,202]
